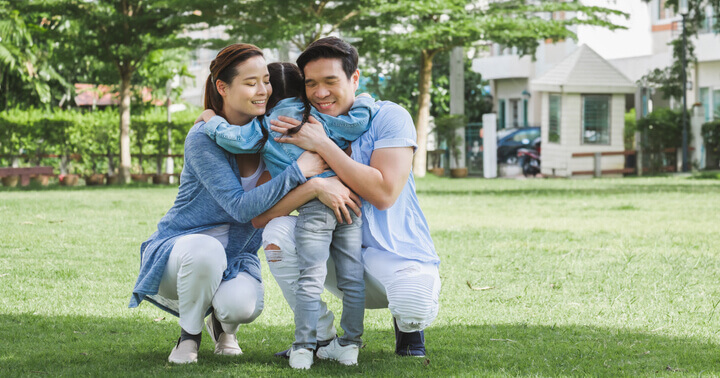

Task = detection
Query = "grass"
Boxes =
[1,176,720,376]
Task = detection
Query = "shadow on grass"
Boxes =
[1,314,718,375]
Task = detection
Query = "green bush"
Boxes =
[701,119,720,169]
[0,106,200,174]
[636,108,683,173]
[624,109,636,150]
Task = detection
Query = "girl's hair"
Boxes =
[204,43,267,151]
[266,62,311,134]
[204,43,264,116]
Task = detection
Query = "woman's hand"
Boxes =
[270,115,331,152]
[296,151,329,178]
[313,176,362,224]
[195,109,217,124]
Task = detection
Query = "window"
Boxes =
[582,95,610,145]
[658,0,674,20]
[700,87,711,122]
[549,94,561,143]
[498,99,506,129]
[510,99,520,128]
[701,5,715,33]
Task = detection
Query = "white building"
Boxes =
[472,0,720,170]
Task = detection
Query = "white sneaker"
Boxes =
[316,338,359,366]
[289,348,313,369]
[205,315,243,356]
[168,338,198,364]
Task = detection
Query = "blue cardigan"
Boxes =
[129,122,306,315]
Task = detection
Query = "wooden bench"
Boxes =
[0,166,55,186]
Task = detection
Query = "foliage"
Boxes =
[0,106,200,174]
[636,108,683,172]
[433,114,467,167]
[215,0,377,51]
[701,119,720,163]
[640,0,720,100]
[363,50,492,123]
[624,109,637,150]
[0,1,70,109]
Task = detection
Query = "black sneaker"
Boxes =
[394,318,426,357]
[273,337,335,359]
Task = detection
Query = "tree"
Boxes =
[0,1,69,109]
[352,0,627,177]
[51,0,205,183]
[641,0,720,100]
[215,0,377,51]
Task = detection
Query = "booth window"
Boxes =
[582,95,610,145]
[549,94,561,143]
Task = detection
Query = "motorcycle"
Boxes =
[516,137,541,177]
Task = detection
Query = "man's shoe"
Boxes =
[168,338,199,364]
[274,337,334,359]
[394,318,426,357]
[289,348,313,369]
[205,314,243,356]
[316,338,359,366]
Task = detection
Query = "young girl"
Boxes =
[199,62,377,369]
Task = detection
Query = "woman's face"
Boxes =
[218,55,272,124]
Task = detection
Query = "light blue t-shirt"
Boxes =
[350,101,439,265]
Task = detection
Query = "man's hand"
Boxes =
[270,116,331,152]
[313,176,362,224]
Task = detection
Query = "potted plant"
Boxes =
[433,114,468,178]
[1,175,20,187]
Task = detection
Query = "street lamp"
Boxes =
[679,0,689,172]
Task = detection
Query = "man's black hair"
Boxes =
[296,36,359,79]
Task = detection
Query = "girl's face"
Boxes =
[217,55,272,124]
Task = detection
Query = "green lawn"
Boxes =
[1,176,719,376]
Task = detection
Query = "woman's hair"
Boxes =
[204,43,264,116]
[204,43,267,151]
[266,62,311,135]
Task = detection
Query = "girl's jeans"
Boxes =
[293,199,364,350]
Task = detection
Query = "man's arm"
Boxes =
[251,175,363,228]
[271,116,411,210]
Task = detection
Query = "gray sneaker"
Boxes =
[168,338,198,364]
[205,314,243,356]
[316,338,359,366]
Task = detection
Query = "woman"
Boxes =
[128,43,356,364]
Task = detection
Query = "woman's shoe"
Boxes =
[168,338,199,364]
[205,313,243,356]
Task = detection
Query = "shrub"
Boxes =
[636,108,683,173]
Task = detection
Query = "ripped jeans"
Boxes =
[263,215,441,335]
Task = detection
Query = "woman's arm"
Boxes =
[251,176,362,228]
[185,132,310,224]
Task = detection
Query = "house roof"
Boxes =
[530,44,636,94]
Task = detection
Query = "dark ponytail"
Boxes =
[266,62,311,135]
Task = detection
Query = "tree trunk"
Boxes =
[118,69,132,184]
[413,49,436,178]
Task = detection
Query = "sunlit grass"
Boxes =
[1,176,719,376]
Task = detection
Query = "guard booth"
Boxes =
[529,45,636,177]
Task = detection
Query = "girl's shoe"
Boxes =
[316,338,359,366]
[289,348,314,369]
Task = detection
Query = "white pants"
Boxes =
[262,216,440,333]
[156,234,264,335]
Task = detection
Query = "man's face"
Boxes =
[303,58,359,117]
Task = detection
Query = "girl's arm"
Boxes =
[200,114,266,154]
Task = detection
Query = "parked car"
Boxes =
[497,127,540,164]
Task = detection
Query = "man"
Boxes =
[260,36,441,359]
